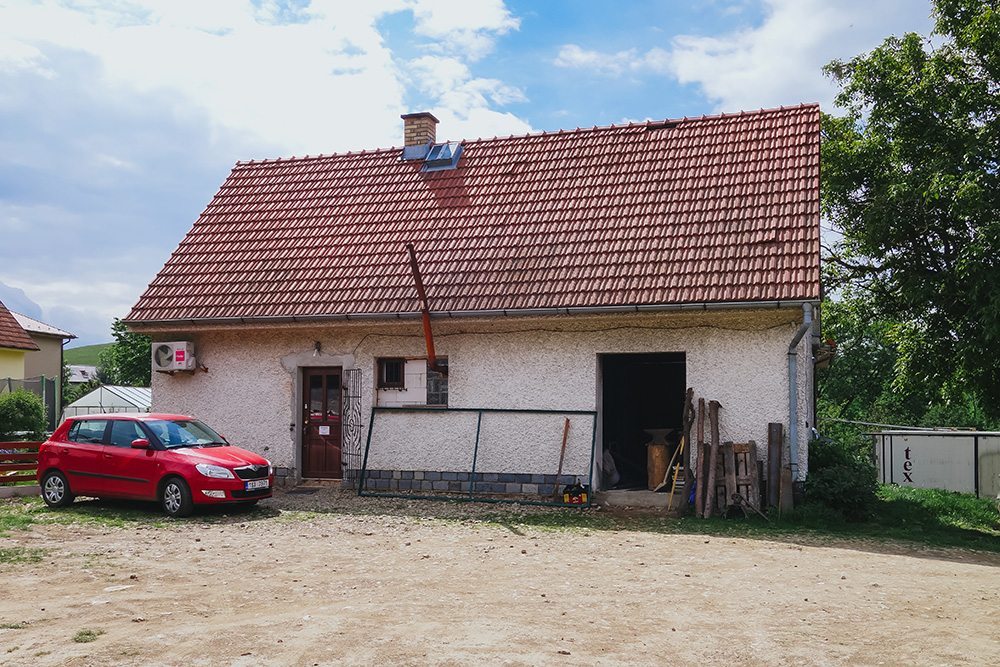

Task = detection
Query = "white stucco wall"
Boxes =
[147,307,814,483]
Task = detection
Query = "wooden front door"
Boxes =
[302,368,343,478]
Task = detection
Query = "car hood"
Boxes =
[166,446,269,468]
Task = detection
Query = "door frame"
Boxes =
[300,366,344,479]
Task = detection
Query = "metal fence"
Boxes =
[1,377,57,430]
[359,406,597,507]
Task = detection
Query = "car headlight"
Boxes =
[195,463,234,479]
[266,459,273,476]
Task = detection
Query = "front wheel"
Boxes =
[41,471,74,508]
[160,478,194,518]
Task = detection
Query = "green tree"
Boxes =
[0,389,47,439]
[816,293,996,447]
[821,0,1000,418]
[98,318,151,387]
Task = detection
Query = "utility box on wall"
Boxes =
[871,430,1000,498]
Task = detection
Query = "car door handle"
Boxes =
[59,448,68,455]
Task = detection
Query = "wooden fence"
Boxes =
[0,441,43,485]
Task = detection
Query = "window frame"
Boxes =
[68,419,110,444]
[425,357,449,406]
[377,358,406,389]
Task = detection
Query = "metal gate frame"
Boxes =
[341,368,364,481]
[358,405,597,507]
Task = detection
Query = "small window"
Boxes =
[426,358,449,406]
[69,420,109,444]
[109,420,146,448]
[378,358,405,389]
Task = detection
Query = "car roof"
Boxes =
[70,413,193,421]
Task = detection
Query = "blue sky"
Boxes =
[0,0,933,345]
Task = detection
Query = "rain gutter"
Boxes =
[123,299,818,329]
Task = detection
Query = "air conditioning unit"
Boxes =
[152,342,196,372]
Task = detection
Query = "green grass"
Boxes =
[72,629,104,643]
[2,485,997,555]
[63,343,112,366]
[0,621,29,630]
[0,547,46,564]
[480,485,1000,553]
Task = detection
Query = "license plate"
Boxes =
[245,479,269,491]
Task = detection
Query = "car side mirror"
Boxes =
[131,438,150,449]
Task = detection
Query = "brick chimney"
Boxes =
[401,111,438,160]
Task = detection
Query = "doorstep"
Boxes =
[596,489,684,514]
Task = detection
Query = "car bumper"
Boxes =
[188,474,275,504]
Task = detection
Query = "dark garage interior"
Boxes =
[601,353,686,489]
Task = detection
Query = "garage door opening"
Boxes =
[601,353,686,490]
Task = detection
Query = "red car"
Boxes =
[37,413,273,517]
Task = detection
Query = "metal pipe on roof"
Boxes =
[787,302,813,481]
[405,244,446,375]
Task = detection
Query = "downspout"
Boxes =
[405,244,447,374]
[787,302,813,480]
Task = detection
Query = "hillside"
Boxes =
[64,343,112,366]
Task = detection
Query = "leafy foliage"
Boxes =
[0,389,47,439]
[816,295,998,444]
[806,435,879,522]
[821,0,1000,418]
[97,318,151,387]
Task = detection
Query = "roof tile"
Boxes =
[127,105,821,323]
[0,301,40,351]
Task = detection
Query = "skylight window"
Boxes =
[422,141,463,172]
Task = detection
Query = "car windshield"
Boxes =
[144,420,227,449]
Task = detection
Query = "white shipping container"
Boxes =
[872,431,1000,499]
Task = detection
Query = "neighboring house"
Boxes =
[62,385,152,420]
[125,105,822,494]
[68,365,99,384]
[12,310,76,382]
[0,300,38,381]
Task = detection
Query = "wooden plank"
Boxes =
[678,389,695,516]
[0,463,38,473]
[694,397,706,518]
[0,453,39,462]
[746,440,760,510]
[779,467,794,514]
[767,423,782,508]
[723,441,737,510]
[0,441,43,450]
[0,473,37,484]
[703,400,721,518]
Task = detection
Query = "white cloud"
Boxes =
[410,0,519,60]
[554,44,671,77]
[0,0,531,344]
[552,1,933,113]
[0,0,529,155]
[668,0,934,112]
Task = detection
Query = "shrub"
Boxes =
[0,390,47,440]
[806,435,879,522]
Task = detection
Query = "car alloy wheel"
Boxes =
[40,471,73,508]
[43,474,64,504]
[163,482,183,513]
[160,478,194,517]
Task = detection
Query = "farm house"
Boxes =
[124,106,822,501]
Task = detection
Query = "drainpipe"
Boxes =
[787,302,813,481]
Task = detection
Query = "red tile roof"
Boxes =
[0,301,39,351]
[126,104,820,324]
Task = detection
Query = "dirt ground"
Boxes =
[1,489,998,666]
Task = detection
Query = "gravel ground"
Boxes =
[0,488,997,666]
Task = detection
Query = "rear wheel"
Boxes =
[160,478,194,518]
[41,471,74,508]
